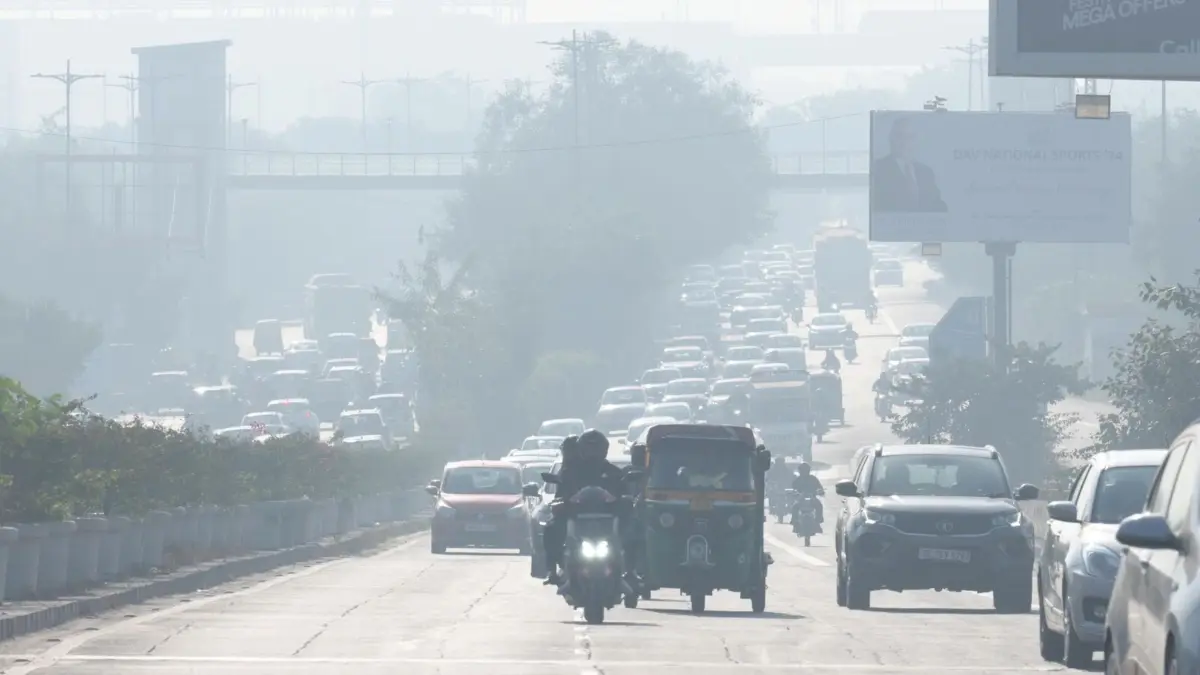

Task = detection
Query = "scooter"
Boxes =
[865,305,878,324]
[813,417,829,443]
[787,490,821,547]
[875,393,891,421]
[844,339,858,363]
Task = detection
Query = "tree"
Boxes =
[0,295,101,398]
[890,343,1087,485]
[431,34,774,438]
[1091,272,1200,451]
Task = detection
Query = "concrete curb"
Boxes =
[0,518,429,642]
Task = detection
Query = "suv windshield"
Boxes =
[1091,465,1158,524]
[666,379,707,395]
[868,454,1010,498]
[442,467,522,495]
[337,413,384,436]
[811,314,846,327]
[647,439,754,491]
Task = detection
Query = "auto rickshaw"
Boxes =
[630,423,772,614]
[809,370,844,426]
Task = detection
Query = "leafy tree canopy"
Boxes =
[890,343,1087,485]
[0,295,101,398]
[1091,272,1200,451]
[403,33,773,441]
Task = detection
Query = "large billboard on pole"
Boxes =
[990,0,1200,80]
[868,111,1131,243]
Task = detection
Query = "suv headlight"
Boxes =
[1081,544,1121,579]
[992,511,1021,528]
[864,508,895,526]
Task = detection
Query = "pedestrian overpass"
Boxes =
[225,151,870,194]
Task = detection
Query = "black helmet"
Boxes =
[796,461,812,476]
[578,428,610,460]
[560,434,580,455]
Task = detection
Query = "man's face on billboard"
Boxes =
[889,119,915,160]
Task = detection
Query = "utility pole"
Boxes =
[107,74,137,150]
[226,74,257,148]
[944,39,987,111]
[393,73,427,151]
[31,59,103,224]
[538,30,586,214]
[463,73,488,128]
[342,72,385,153]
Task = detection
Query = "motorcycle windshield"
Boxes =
[570,486,616,507]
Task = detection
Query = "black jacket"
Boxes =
[556,457,626,503]
[792,474,824,495]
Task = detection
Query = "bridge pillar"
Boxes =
[131,39,232,354]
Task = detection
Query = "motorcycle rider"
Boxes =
[791,461,826,531]
[872,373,892,418]
[542,429,628,587]
[822,349,841,373]
[844,325,860,362]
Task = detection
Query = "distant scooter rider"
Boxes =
[844,326,859,362]
[822,349,841,373]
[791,462,826,531]
[865,295,879,323]
[543,429,627,586]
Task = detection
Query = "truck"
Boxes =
[813,227,872,312]
[746,368,813,463]
[303,274,372,340]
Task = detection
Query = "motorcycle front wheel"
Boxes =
[584,603,605,624]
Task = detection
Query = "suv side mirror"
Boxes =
[1116,513,1183,551]
[424,479,441,496]
[834,480,860,498]
[521,482,541,498]
[1014,484,1040,501]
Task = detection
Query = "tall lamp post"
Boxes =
[31,59,103,222]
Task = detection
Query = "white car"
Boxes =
[899,323,936,350]
[883,346,929,372]
[644,401,692,422]
[807,313,849,349]
[265,398,320,435]
[536,418,585,438]
[242,411,286,429]
[598,386,647,408]
[624,415,677,445]
[520,435,565,452]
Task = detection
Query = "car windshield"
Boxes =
[894,360,929,376]
[642,369,680,385]
[711,379,749,396]
[811,314,846,327]
[726,347,764,361]
[647,403,691,420]
[244,413,281,425]
[875,259,902,270]
[522,436,563,450]
[442,467,522,495]
[521,465,553,485]
[670,338,707,351]
[338,413,384,435]
[902,324,935,337]
[868,454,1010,498]
[647,439,754,491]
[666,379,707,395]
[594,406,645,434]
[664,347,702,362]
[723,361,761,378]
[767,334,804,348]
[1091,465,1159,524]
[890,347,928,362]
[601,388,645,405]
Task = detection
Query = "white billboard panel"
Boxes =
[868,111,1131,243]
[990,0,1200,80]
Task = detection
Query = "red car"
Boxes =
[427,460,533,555]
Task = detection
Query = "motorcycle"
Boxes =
[768,483,792,524]
[865,305,878,324]
[787,490,821,546]
[844,339,858,363]
[875,392,892,421]
[813,416,829,443]
[542,475,637,624]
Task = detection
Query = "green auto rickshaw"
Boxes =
[629,423,772,614]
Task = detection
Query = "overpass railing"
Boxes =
[226,151,869,178]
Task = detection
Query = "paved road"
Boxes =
[0,259,1082,675]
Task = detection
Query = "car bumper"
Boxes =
[432,515,530,549]
[1066,569,1114,644]
[846,525,1033,592]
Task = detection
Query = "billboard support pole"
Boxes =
[984,242,1016,372]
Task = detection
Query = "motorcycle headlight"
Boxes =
[1081,544,1121,580]
[435,503,455,518]
[864,508,895,526]
[991,511,1021,528]
[580,540,611,560]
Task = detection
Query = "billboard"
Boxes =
[990,0,1200,80]
[868,111,1131,244]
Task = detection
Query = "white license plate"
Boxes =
[918,548,970,563]
[464,524,497,533]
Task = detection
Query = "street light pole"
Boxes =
[393,73,427,151]
[226,74,257,148]
[31,59,103,224]
[342,72,385,154]
[944,39,987,110]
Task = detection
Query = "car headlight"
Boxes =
[435,503,455,518]
[992,511,1021,527]
[1081,544,1121,579]
[864,508,895,526]
[580,540,611,560]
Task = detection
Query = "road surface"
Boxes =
[0,258,1084,674]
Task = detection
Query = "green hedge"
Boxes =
[0,377,443,524]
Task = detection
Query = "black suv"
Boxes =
[833,444,1040,613]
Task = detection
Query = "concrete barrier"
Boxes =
[0,489,428,637]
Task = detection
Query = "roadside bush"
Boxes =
[889,343,1087,487]
[0,378,437,524]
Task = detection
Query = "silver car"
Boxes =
[1037,449,1166,669]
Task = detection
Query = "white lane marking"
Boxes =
[764,531,830,568]
[1,535,426,675]
[30,655,1064,670]
[573,609,600,675]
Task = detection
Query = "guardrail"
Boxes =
[227,151,871,177]
[0,490,425,605]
